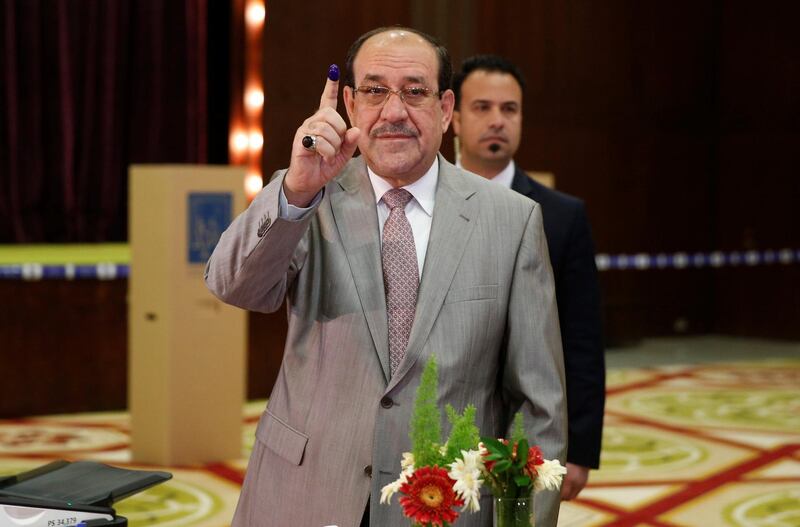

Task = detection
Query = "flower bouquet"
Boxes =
[380,355,483,526]
[480,414,567,526]
[381,356,565,527]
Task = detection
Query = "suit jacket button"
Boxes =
[364,465,372,477]
[380,396,393,409]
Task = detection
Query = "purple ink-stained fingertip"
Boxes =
[328,64,340,81]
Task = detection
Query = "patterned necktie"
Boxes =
[381,188,419,376]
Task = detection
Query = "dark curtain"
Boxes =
[0,0,208,242]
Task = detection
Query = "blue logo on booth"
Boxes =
[188,193,232,264]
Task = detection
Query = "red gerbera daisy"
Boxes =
[398,466,464,526]
[523,445,544,478]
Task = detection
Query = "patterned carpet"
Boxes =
[559,358,800,526]
[2,358,799,526]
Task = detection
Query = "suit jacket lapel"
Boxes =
[387,155,479,392]
[511,164,537,199]
[329,157,391,383]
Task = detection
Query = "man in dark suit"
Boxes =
[452,54,605,500]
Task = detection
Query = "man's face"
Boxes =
[453,70,523,170]
[344,31,454,185]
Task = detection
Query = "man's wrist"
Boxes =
[278,183,324,221]
[282,178,319,208]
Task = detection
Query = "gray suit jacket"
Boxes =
[205,154,567,527]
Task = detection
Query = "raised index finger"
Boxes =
[318,64,340,110]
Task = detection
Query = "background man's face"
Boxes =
[453,70,523,168]
[344,31,454,184]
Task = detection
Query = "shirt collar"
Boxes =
[493,159,516,189]
[456,158,515,189]
[368,157,438,217]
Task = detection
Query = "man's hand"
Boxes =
[560,462,590,500]
[284,65,361,207]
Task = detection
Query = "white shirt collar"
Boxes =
[367,157,438,217]
[456,158,515,189]
[493,160,516,189]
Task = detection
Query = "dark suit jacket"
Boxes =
[511,165,605,468]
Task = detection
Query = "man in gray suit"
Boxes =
[206,26,566,526]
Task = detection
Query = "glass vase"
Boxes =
[493,496,534,527]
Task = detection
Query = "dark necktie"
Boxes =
[381,188,419,376]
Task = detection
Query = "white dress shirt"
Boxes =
[368,158,437,278]
[279,157,439,279]
[457,159,515,189]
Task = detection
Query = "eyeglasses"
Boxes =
[353,85,441,108]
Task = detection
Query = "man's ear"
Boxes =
[452,109,461,136]
[343,86,356,126]
[440,89,455,133]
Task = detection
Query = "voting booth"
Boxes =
[128,165,247,465]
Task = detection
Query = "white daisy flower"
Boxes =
[459,449,485,470]
[400,451,415,471]
[379,477,402,504]
[448,450,484,512]
[380,469,411,504]
[381,453,416,505]
[533,459,567,492]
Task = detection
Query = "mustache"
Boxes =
[370,123,419,138]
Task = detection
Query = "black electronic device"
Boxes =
[0,460,172,526]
